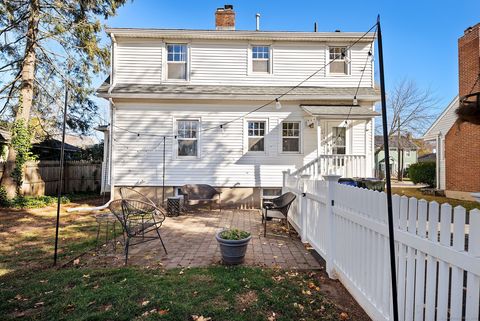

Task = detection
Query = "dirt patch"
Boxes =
[235,290,258,311]
[312,271,371,321]
[188,274,215,283]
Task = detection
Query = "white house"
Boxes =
[422,96,459,190]
[98,5,380,206]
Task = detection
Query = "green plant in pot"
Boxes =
[216,228,251,265]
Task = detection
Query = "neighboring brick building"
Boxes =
[445,23,480,200]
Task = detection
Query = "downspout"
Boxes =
[68,33,117,213]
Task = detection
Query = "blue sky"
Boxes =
[94,0,480,123]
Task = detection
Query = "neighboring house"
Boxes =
[443,23,480,200]
[0,128,11,162]
[418,153,436,163]
[98,5,380,207]
[32,134,96,160]
[422,96,459,190]
[374,135,418,178]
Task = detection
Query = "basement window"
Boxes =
[329,47,349,75]
[252,46,270,73]
[167,44,187,80]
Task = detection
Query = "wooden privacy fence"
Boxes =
[0,160,102,196]
[283,171,480,321]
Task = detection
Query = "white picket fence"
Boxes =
[283,172,480,321]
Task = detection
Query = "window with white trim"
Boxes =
[332,127,346,154]
[329,47,348,75]
[247,121,266,152]
[252,46,270,73]
[282,121,301,153]
[167,44,187,80]
[176,120,198,157]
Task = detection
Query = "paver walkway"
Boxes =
[83,209,321,270]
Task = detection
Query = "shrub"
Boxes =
[219,229,251,240]
[0,186,11,207]
[408,162,436,187]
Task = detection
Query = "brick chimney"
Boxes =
[215,5,235,30]
[458,23,480,97]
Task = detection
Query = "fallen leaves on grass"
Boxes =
[73,258,80,265]
[191,315,211,321]
[141,300,150,306]
[293,302,304,311]
[340,311,350,320]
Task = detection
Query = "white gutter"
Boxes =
[68,34,118,213]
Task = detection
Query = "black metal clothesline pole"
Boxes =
[162,136,166,205]
[377,15,399,321]
[53,83,68,266]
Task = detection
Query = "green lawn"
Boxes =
[0,266,358,321]
[0,197,108,276]
[391,187,480,212]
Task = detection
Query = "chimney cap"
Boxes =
[224,4,233,10]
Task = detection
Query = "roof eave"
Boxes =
[105,28,376,42]
[97,92,381,101]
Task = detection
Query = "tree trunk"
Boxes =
[0,0,39,198]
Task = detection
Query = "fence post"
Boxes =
[323,174,341,279]
[300,174,311,243]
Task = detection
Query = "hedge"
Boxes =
[408,162,436,187]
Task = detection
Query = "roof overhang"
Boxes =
[97,84,381,102]
[301,105,380,119]
[105,28,376,43]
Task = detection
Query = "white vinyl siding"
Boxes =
[112,102,325,187]
[113,38,373,88]
[115,39,162,84]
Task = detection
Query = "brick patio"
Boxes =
[84,209,321,270]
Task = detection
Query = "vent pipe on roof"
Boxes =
[256,13,260,31]
[314,22,317,32]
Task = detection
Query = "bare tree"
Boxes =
[376,79,438,180]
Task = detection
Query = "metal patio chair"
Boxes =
[108,198,167,264]
[262,192,296,237]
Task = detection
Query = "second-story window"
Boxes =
[252,46,270,73]
[167,44,187,80]
[329,47,349,75]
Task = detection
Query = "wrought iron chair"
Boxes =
[180,184,221,211]
[108,198,167,264]
[262,192,296,237]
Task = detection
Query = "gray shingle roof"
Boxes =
[98,82,380,101]
[375,135,418,150]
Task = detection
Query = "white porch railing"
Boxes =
[291,154,367,179]
[283,172,480,321]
